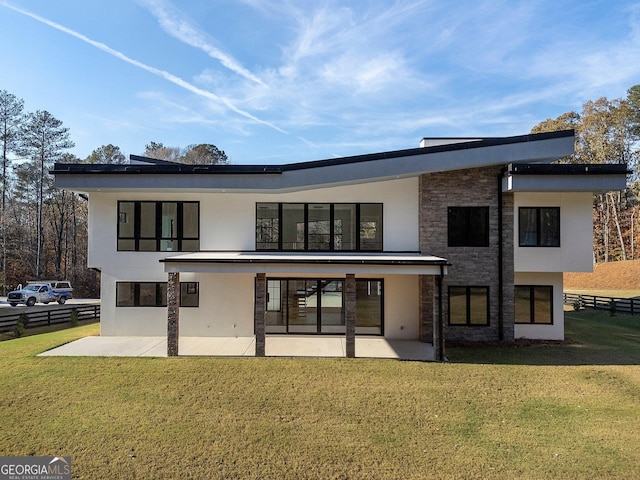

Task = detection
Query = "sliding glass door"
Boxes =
[265,278,383,335]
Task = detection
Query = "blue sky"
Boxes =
[1,0,639,165]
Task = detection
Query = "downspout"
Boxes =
[437,263,445,361]
[497,168,505,341]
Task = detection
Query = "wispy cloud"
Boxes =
[0,1,285,134]
[136,0,266,86]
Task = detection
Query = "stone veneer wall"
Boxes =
[419,166,514,343]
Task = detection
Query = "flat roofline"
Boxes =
[506,163,630,175]
[160,251,451,266]
[51,130,575,176]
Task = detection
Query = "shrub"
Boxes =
[69,308,79,327]
[609,300,617,316]
[572,296,584,311]
[13,313,29,338]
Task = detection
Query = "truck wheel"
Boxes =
[26,297,36,307]
[9,303,17,307]
[57,297,66,305]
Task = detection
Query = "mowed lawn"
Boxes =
[1,312,640,479]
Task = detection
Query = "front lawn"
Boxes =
[1,312,639,479]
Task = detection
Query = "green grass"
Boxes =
[1,313,640,479]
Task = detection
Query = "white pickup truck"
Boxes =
[7,281,73,307]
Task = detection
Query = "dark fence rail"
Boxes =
[0,304,100,333]
[564,293,638,315]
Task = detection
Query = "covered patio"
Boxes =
[161,251,449,361]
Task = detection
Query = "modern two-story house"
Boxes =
[51,130,627,360]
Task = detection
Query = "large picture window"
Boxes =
[265,278,383,335]
[118,201,199,252]
[256,203,382,251]
[515,285,553,324]
[449,286,489,326]
[116,282,199,307]
[448,207,490,247]
[519,207,560,247]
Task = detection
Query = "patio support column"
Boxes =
[434,265,445,362]
[345,274,356,358]
[419,275,435,343]
[255,273,266,357]
[167,272,180,356]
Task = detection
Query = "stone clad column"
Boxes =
[167,272,180,356]
[345,274,356,358]
[255,273,266,357]
[419,275,435,343]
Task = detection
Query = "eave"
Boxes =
[51,130,576,194]
[502,163,629,192]
[160,251,450,275]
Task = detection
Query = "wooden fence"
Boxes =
[563,293,639,315]
[0,304,100,333]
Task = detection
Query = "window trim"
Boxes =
[447,286,490,326]
[117,201,200,252]
[447,206,490,247]
[116,281,200,307]
[514,285,553,325]
[256,203,383,252]
[518,207,560,247]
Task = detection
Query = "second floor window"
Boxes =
[256,203,383,251]
[118,201,199,252]
[448,206,490,247]
[519,207,560,247]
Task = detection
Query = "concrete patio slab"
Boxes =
[38,335,435,361]
[180,336,255,356]
[266,335,345,357]
[38,336,165,357]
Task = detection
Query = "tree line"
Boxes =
[0,89,228,297]
[1,86,639,297]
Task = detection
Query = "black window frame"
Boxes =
[117,201,200,252]
[256,203,383,252]
[447,206,490,247]
[518,207,560,247]
[116,282,200,307]
[514,285,553,324]
[448,286,490,326]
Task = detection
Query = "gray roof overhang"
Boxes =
[502,163,629,192]
[52,131,575,194]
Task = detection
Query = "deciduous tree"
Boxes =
[144,141,229,165]
[182,143,229,165]
[86,144,126,164]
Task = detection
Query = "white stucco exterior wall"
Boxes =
[382,275,420,339]
[514,192,594,273]
[514,272,564,340]
[88,178,422,337]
